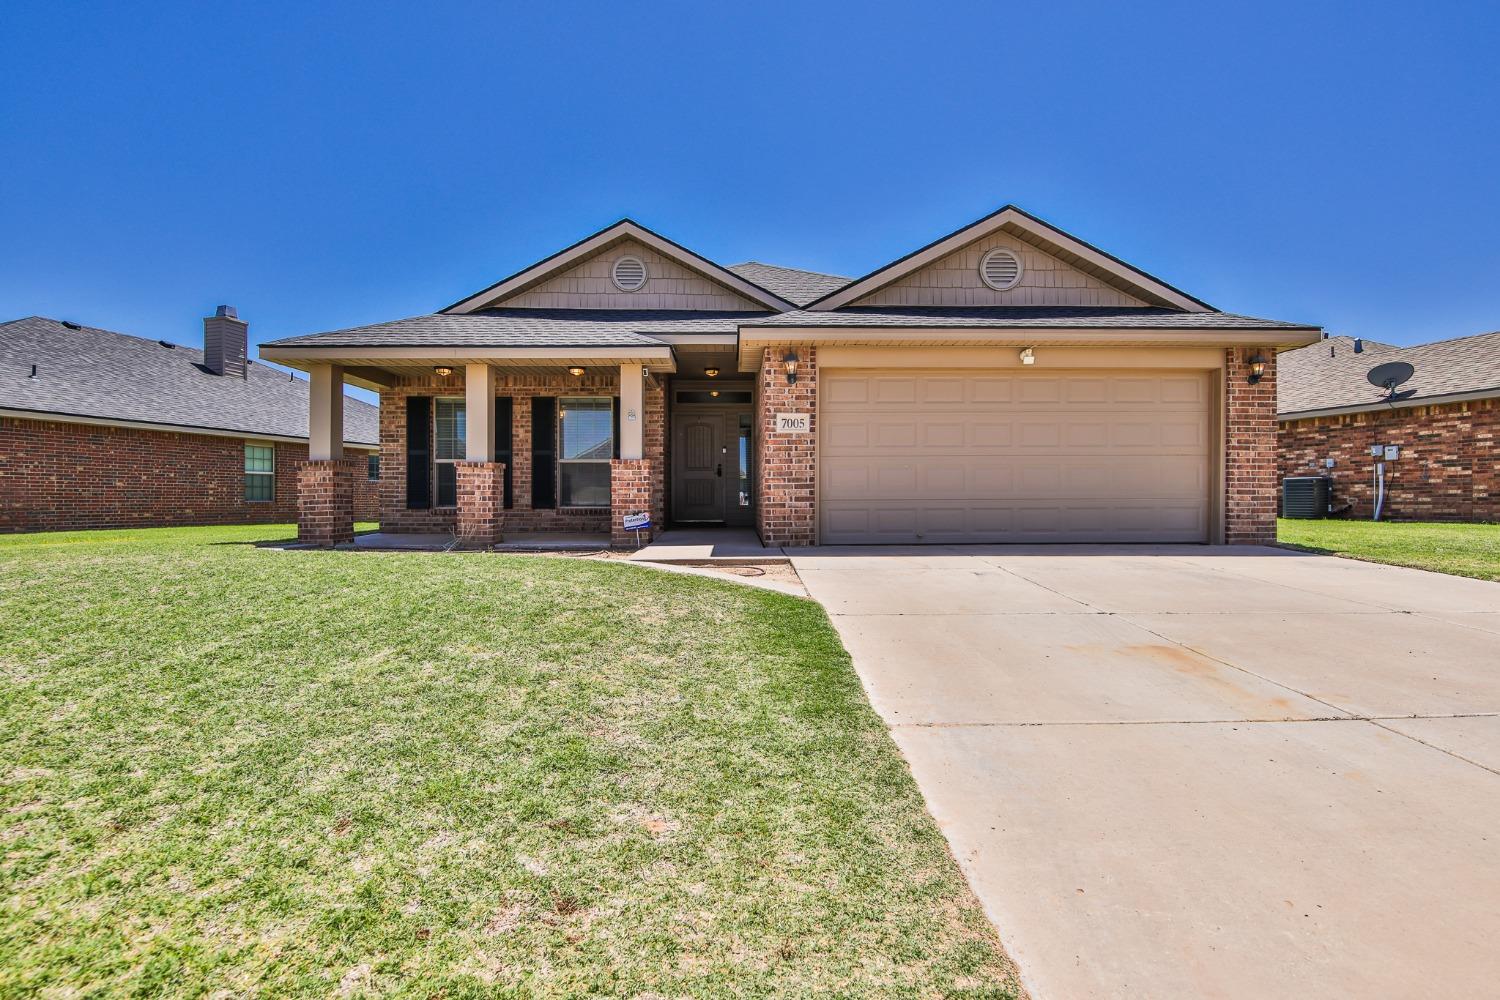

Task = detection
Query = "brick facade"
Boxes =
[454,461,506,547]
[754,345,818,546]
[610,459,660,547]
[297,458,358,547]
[1279,397,1500,522]
[1224,348,1279,544]
[378,368,666,542]
[0,415,378,534]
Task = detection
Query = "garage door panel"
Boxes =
[821,370,1213,544]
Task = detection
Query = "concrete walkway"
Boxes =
[790,544,1500,999]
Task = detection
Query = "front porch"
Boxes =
[279,354,684,549]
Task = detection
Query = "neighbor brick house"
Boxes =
[0,310,380,532]
[259,206,1320,548]
[1279,332,1500,521]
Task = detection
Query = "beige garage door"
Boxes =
[820,370,1213,544]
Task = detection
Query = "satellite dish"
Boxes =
[1367,361,1415,395]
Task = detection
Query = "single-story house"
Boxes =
[0,309,380,532]
[1278,332,1500,521]
[258,205,1321,548]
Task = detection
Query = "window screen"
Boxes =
[558,397,613,507]
[245,444,274,502]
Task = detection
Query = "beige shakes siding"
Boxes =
[502,240,763,311]
[849,234,1150,308]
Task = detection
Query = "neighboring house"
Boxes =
[259,205,1320,548]
[1279,332,1500,521]
[0,310,381,532]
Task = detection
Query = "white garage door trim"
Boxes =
[819,368,1216,545]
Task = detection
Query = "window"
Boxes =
[558,397,612,507]
[244,443,274,502]
[434,397,465,506]
[675,390,752,405]
[367,453,380,481]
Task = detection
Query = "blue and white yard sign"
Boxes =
[622,512,651,532]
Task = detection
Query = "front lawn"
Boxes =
[1277,518,1500,581]
[0,525,1018,997]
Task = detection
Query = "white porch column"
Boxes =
[308,364,345,461]
[619,363,644,460]
[465,363,496,461]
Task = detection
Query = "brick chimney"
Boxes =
[203,305,248,377]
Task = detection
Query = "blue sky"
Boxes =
[3,0,1497,396]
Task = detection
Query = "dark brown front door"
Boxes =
[673,413,725,522]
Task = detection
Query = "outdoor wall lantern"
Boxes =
[1247,354,1267,384]
[783,350,800,384]
[1019,347,1036,366]
[433,366,454,377]
[568,366,586,377]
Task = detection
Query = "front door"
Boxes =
[672,413,726,522]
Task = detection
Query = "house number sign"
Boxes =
[775,412,811,434]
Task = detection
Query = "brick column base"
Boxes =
[611,459,656,548]
[455,461,506,548]
[298,459,356,547]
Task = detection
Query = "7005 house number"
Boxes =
[774,412,811,434]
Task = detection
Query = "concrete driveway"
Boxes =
[790,545,1500,999]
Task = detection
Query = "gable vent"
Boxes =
[611,256,648,292]
[979,247,1024,291]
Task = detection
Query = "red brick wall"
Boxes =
[0,415,378,533]
[754,345,818,546]
[297,458,358,547]
[610,459,659,547]
[1279,397,1500,521]
[379,369,666,535]
[1224,348,1279,544]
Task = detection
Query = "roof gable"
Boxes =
[808,205,1214,313]
[443,220,796,314]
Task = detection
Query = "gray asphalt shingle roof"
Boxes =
[741,306,1320,330]
[724,262,852,307]
[0,316,378,444]
[265,310,763,347]
[1279,332,1500,416]
[266,305,1318,352]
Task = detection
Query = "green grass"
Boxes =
[1278,518,1500,581]
[0,525,1018,998]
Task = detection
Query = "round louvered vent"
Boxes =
[979,247,1023,291]
[611,256,648,292]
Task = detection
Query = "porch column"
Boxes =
[456,363,503,547]
[619,363,644,459]
[309,364,345,461]
[299,363,354,547]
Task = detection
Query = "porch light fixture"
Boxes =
[1247,354,1267,384]
[568,366,586,377]
[783,350,799,385]
[704,366,720,377]
[710,390,720,397]
[433,366,454,377]
[1019,347,1036,366]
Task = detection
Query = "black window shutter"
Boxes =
[496,397,514,510]
[612,397,621,459]
[531,396,556,509]
[436,463,457,507]
[406,396,432,509]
